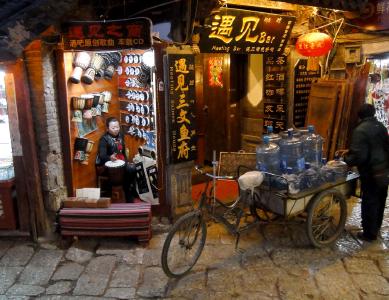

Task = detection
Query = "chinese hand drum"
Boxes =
[86,140,95,153]
[81,94,94,109]
[105,159,125,186]
[70,52,91,84]
[101,91,112,102]
[82,53,105,84]
[74,137,88,161]
[104,52,122,79]
[102,102,109,113]
[71,110,83,123]
[72,97,85,110]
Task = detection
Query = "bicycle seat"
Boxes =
[238,171,264,191]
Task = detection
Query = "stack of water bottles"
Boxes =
[256,125,348,194]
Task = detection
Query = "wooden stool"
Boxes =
[111,186,125,203]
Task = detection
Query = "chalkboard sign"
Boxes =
[293,59,321,127]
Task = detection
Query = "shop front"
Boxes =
[1,0,383,239]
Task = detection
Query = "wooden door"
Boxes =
[200,53,242,163]
[306,81,339,159]
[3,60,46,237]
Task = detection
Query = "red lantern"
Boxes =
[296,32,333,57]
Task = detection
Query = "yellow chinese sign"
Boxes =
[168,54,197,163]
[200,8,295,54]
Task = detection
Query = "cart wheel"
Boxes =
[306,189,347,248]
[161,210,207,278]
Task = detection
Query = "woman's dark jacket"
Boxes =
[344,116,389,176]
[96,132,127,166]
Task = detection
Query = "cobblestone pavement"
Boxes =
[0,197,388,299]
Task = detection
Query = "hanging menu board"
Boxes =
[293,59,321,127]
[166,54,197,163]
[263,54,288,133]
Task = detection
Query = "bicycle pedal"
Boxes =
[235,247,245,254]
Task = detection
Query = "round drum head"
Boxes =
[105,159,125,168]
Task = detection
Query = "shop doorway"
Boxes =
[0,70,17,230]
[196,53,247,165]
[0,71,13,173]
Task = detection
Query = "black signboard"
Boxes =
[264,86,287,98]
[264,102,287,118]
[264,71,287,86]
[166,54,197,163]
[200,8,295,54]
[62,18,152,50]
[264,118,287,132]
[264,55,287,67]
[293,60,321,127]
[263,54,288,133]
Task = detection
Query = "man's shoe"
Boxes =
[356,232,377,242]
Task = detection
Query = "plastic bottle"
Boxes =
[280,129,302,139]
[283,167,300,194]
[302,125,323,167]
[265,125,282,145]
[256,135,280,174]
[279,129,305,173]
[300,162,320,190]
[325,155,348,180]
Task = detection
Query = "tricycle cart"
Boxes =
[161,161,359,278]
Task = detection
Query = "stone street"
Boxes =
[0,196,388,299]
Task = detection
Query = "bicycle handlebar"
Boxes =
[194,165,235,180]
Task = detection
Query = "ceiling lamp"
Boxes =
[295,32,333,57]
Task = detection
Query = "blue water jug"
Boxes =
[302,125,323,167]
[280,129,302,139]
[256,135,280,174]
[265,125,282,145]
[279,129,305,173]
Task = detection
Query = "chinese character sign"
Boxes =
[62,18,152,50]
[200,8,295,54]
[263,54,288,133]
[167,54,197,163]
[208,57,223,87]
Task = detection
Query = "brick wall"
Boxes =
[24,42,67,230]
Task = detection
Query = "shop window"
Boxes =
[63,49,159,205]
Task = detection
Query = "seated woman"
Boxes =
[96,117,138,202]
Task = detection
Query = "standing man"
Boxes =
[345,104,389,241]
